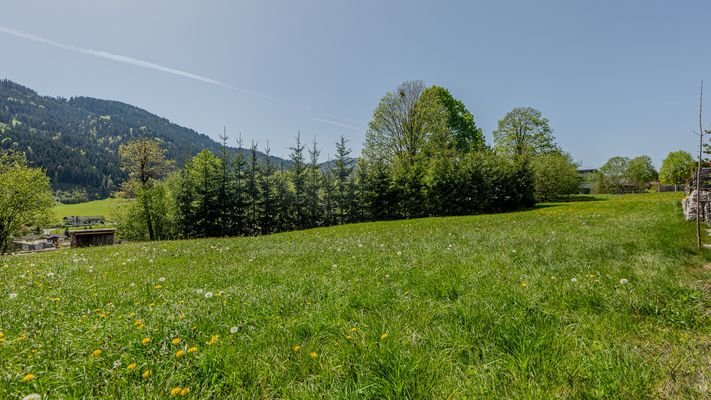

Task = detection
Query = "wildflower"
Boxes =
[175,349,186,358]
[141,337,151,345]
[521,282,528,288]
[230,326,239,334]
[396,251,402,256]
[350,327,357,332]
[345,335,353,340]
[570,278,578,283]
[159,277,166,282]
[130,312,136,318]
[207,335,219,345]
[204,292,213,299]
[9,293,17,299]
[22,394,41,400]
[292,345,301,353]
[380,333,389,340]
[187,346,198,353]
[21,373,35,382]
[91,349,102,357]
[50,297,60,302]
[113,360,122,368]
[170,387,182,396]
[180,387,191,396]
[142,370,151,379]
[619,278,629,285]
[154,285,162,289]
[127,363,137,370]
[309,351,318,359]
[0,332,4,340]
[129,282,136,287]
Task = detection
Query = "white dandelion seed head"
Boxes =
[196,289,204,294]
[396,251,402,256]
[129,282,135,287]
[619,278,629,285]
[218,290,224,295]
[570,278,578,283]
[113,360,122,368]
[230,326,239,334]
[22,394,42,400]
[158,277,166,282]
[9,293,17,299]
[204,292,213,299]
[47,272,55,277]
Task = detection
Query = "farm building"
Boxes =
[69,228,117,248]
[63,215,105,226]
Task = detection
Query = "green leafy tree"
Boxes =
[596,156,630,194]
[531,152,580,201]
[659,150,695,185]
[118,138,174,240]
[493,107,558,157]
[625,155,657,192]
[0,151,54,254]
[422,86,484,153]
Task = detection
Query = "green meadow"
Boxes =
[1,193,709,399]
[53,198,125,221]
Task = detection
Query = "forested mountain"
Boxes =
[0,80,286,199]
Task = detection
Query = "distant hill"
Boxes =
[0,79,288,199]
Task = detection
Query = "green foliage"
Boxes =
[422,86,485,153]
[1,193,708,398]
[596,156,631,194]
[531,152,581,201]
[492,107,558,157]
[0,151,55,254]
[659,150,695,185]
[626,155,657,192]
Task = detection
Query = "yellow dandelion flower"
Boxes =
[129,312,136,318]
[350,327,357,332]
[142,370,151,379]
[180,387,191,396]
[170,387,182,396]
[207,335,219,345]
[91,349,102,357]
[141,337,151,345]
[134,319,143,326]
[171,337,181,345]
[187,346,198,353]
[380,333,389,340]
[309,351,318,359]
[175,349,186,358]
[21,373,35,382]
[292,345,301,353]
[127,363,137,370]
[0,332,4,339]
[99,313,109,318]
[521,282,528,288]
[154,285,162,289]
[179,313,186,320]
[345,335,353,340]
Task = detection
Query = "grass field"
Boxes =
[53,198,125,221]
[2,193,709,399]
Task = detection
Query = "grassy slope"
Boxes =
[54,198,125,220]
[1,193,709,399]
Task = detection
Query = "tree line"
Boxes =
[115,81,582,241]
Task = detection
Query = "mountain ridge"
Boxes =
[0,79,289,199]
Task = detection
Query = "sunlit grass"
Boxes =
[2,193,709,398]
[53,198,126,221]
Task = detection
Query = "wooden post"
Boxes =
[697,81,704,252]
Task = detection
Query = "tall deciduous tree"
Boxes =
[531,152,580,201]
[492,107,558,157]
[422,86,484,153]
[118,138,173,240]
[625,155,657,192]
[0,151,54,254]
[659,150,695,185]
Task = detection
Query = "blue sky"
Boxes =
[1,0,709,168]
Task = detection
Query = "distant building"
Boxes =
[69,228,117,248]
[64,216,105,226]
[13,236,56,252]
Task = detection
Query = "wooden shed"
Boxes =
[69,228,117,248]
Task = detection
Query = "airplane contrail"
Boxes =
[312,118,363,132]
[0,26,279,102]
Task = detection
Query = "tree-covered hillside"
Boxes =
[0,80,285,199]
